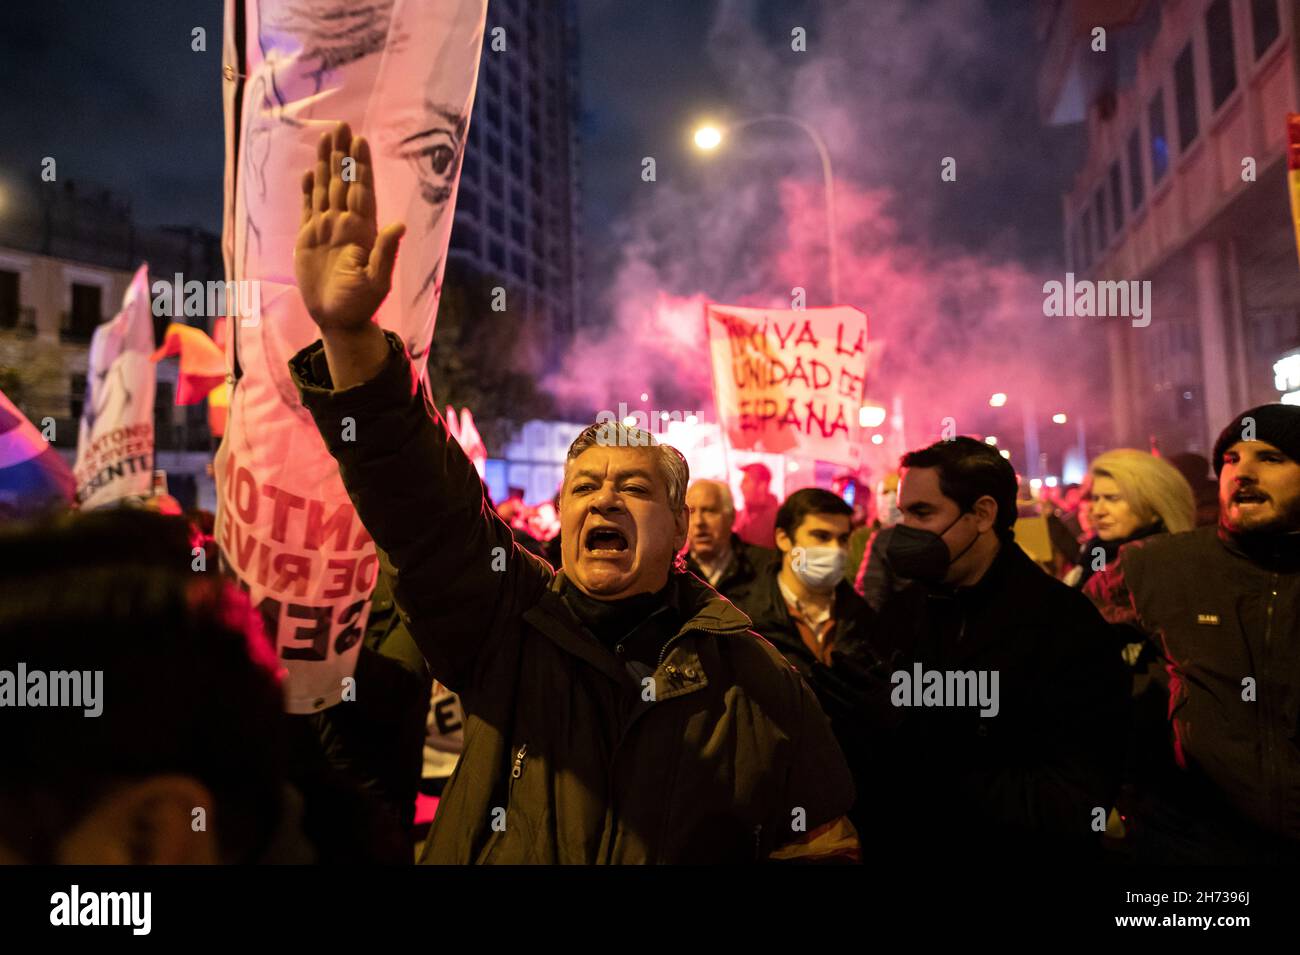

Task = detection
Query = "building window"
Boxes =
[70,373,87,423]
[1080,209,1093,267]
[64,282,102,342]
[0,269,19,328]
[509,120,523,147]
[510,220,526,245]
[509,152,524,178]
[1206,0,1237,109]
[489,241,506,270]
[510,188,525,214]
[450,224,481,254]
[1252,0,1280,58]
[488,169,504,196]
[1149,91,1169,183]
[486,99,502,127]
[1174,43,1198,150]
[457,189,480,217]
[487,134,503,163]
[1109,162,1124,234]
[511,252,528,279]
[488,204,505,233]
[1127,129,1145,211]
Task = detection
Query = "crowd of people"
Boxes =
[4,121,1299,865]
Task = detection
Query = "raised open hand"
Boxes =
[294,121,406,334]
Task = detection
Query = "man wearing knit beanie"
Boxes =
[1212,403,1300,536]
[1085,403,1300,863]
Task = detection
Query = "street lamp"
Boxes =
[858,403,887,428]
[693,126,722,150]
[693,115,840,303]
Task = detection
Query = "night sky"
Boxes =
[0,0,1080,273]
[1,1,1095,449]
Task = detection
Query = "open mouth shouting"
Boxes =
[1224,484,1280,531]
[1231,487,1269,508]
[584,523,631,559]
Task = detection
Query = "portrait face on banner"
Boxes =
[218,0,485,713]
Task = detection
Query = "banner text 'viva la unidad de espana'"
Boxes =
[706,304,868,467]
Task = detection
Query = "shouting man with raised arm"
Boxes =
[287,122,858,864]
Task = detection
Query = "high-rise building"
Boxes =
[450,0,582,359]
[1038,0,1300,457]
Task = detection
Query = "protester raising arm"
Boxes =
[289,121,552,692]
[293,122,405,389]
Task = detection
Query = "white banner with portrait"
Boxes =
[217,0,486,713]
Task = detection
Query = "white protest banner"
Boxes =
[217,0,486,713]
[706,304,868,466]
[73,264,156,509]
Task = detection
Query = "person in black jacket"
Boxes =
[1087,404,1300,863]
[835,437,1128,862]
[310,566,433,835]
[732,488,873,681]
[682,479,775,604]
[283,121,860,864]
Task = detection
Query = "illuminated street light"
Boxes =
[999,449,1011,459]
[693,115,839,302]
[640,392,649,402]
[1052,412,1068,424]
[989,393,1008,408]
[870,434,884,445]
[1045,476,1059,488]
[693,125,723,150]
[984,435,998,446]
[859,403,887,428]
[1030,478,1043,490]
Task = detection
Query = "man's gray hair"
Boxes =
[689,479,735,518]
[565,422,689,514]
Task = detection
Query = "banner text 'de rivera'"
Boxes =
[216,449,377,671]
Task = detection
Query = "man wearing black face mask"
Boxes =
[835,437,1128,862]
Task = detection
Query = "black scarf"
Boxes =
[1075,523,1164,587]
[559,577,678,664]
[1221,524,1300,573]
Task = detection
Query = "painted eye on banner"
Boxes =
[398,127,460,206]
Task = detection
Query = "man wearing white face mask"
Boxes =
[734,489,873,678]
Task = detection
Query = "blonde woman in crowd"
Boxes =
[1070,448,1196,852]
[1065,449,1195,590]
